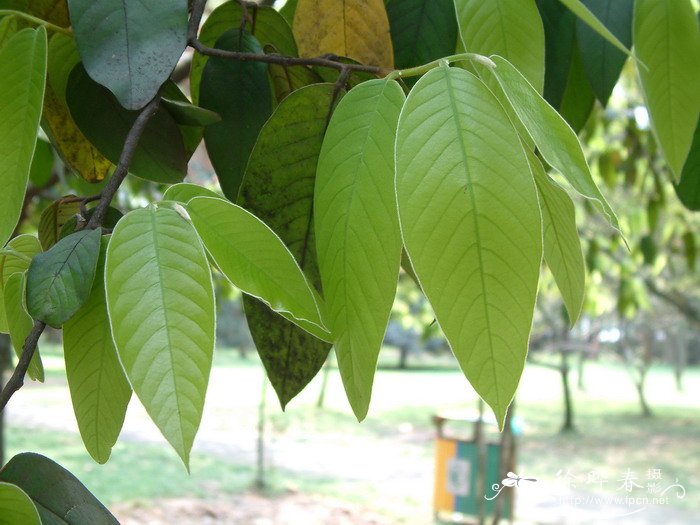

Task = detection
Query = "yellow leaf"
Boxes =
[42,86,112,183]
[293,0,394,68]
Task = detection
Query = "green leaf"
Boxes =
[454,0,545,92]
[105,206,215,468]
[538,0,576,109]
[675,116,700,211]
[314,78,404,420]
[0,482,40,525]
[4,272,44,381]
[67,0,188,109]
[0,452,119,524]
[0,14,18,49]
[279,0,298,25]
[199,30,273,200]
[190,2,297,104]
[558,43,595,133]
[29,138,54,187]
[161,98,221,127]
[557,0,633,57]
[683,230,696,271]
[26,228,102,327]
[59,207,123,240]
[386,0,458,70]
[38,196,81,250]
[0,0,70,27]
[186,196,329,340]
[162,182,223,204]
[67,65,188,185]
[266,44,322,103]
[395,66,542,428]
[0,27,47,248]
[238,83,337,408]
[528,150,585,324]
[312,56,377,88]
[488,55,619,229]
[0,234,42,334]
[64,236,131,464]
[575,0,633,105]
[634,0,700,180]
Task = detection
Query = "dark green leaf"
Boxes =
[0,452,118,524]
[265,44,322,103]
[279,0,298,25]
[190,2,297,104]
[38,197,81,250]
[161,98,221,127]
[200,30,272,200]
[67,65,188,185]
[538,0,576,109]
[238,84,338,408]
[386,0,458,70]
[67,0,188,109]
[675,116,700,211]
[559,43,595,133]
[683,230,696,271]
[29,138,54,188]
[26,228,101,327]
[575,0,633,105]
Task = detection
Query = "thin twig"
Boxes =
[0,321,45,409]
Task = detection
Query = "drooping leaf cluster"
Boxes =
[0,0,698,510]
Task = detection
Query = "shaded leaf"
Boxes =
[315,79,404,420]
[105,206,215,468]
[488,55,618,229]
[455,0,545,92]
[293,0,394,68]
[0,13,18,49]
[26,228,101,327]
[0,452,118,524]
[528,150,585,324]
[161,98,221,127]
[557,0,633,56]
[0,28,47,248]
[558,43,595,133]
[0,482,40,525]
[187,196,329,340]
[0,0,70,26]
[575,0,633,105]
[29,138,54,187]
[59,206,122,240]
[675,116,700,211]
[64,236,131,464]
[38,196,81,250]
[395,66,542,428]
[199,30,272,199]
[190,1,297,103]
[238,83,337,408]
[67,65,188,185]
[67,0,188,109]
[634,0,700,180]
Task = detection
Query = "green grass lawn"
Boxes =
[5,344,699,520]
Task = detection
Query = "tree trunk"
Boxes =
[636,371,653,417]
[316,352,332,409]
[255,376,268,490]
[560,350,575,432]
[577,350,586,391]
[398,345,409,369]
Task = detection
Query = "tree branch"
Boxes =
[187,0,388,76]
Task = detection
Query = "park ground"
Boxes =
[4,344,699,524]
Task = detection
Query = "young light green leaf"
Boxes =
[557,0,633,57]
[0,28,47,248]
[64,236,131,465]
[190,2,297,103]
[26,228,101,327]
[454,0,545,92]
[0,452,119,524]
[162,183,223,204]
[315,78,405,420]
[396,66,542,428]
[634,0,700,180]
[238,84,338,407]
[199,30,273,199]
[488,55,619,230]
[0,234,42,334]
[0,482,40,525]
[4,272,44,382]
[105,206,215,468]
[186,196,329,341]
[528,150,585,324]
[67,0,188,109]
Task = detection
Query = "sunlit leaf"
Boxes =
[4,272,44,381]
[105,206,215,468]
[315,78,404,420]
[0,234,41,334]
[162,182,223,204]
[0,28,47,248]
[0,482,40,525]
[64,236,131,464]
[396,66,542,428]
